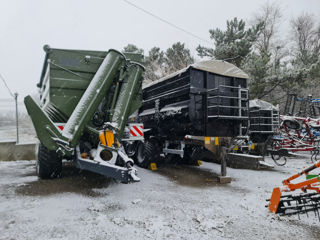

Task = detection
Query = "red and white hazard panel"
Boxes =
[130,124,144,137]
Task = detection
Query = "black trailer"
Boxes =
[130,60,249,181]
[249,99,280,143]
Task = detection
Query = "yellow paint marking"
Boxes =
[215,137,219,146]
[150,163,158,171]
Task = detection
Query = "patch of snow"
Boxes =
[1,157,320,239]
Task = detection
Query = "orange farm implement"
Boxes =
[267,161,320,219]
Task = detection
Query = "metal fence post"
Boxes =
[14,92,19,143]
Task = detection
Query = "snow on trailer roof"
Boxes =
[143,59,249,89]
[249,99,279,111]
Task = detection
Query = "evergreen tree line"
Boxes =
[123,2,320,106]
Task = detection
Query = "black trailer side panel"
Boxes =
[140,66,249,139]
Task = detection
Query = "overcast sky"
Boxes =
[0,0,319,100]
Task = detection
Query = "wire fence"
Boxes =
[0,99,24,125]
[0,98,36,142]
[0,73,38,142]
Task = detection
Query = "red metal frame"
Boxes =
[273,116,320,154]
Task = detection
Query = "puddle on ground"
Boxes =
[155,164,251,194]
[16,165,112,197]
[156,164,221,188]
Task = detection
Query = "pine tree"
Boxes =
[197,17,262,67]
[165,42,194,73]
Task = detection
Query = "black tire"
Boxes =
[37,144,62,179]
[270,140,287,166]
[135,140,161,168]
[271,153,287,166]
[183,146,203,166]
[123,141,138,158]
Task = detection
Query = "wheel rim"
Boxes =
[126,143,136,157]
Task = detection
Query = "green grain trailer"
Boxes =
[25,45,144,183]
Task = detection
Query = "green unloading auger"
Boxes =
[25,48,144,183]
[112,63,144,139]
[62,50,126,147]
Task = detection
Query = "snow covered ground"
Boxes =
[1,156,320,240]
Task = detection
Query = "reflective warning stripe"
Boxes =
[130,125,143,137]
[134,126,143,136]
[130,129,137,136]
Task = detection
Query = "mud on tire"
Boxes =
[37,144,62,179]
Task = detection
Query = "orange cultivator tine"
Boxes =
[268,187,282,213]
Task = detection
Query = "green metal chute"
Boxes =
[24,95,65,151]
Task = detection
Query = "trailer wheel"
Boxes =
[123,141,137,158]
[183,146,203,165]
[37,144,62,179]
[135,140,160,168]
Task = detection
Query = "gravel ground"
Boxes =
[1,157,320,240]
